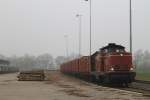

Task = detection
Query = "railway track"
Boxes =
[87,77,150,96]
[62,73,150,98]
[135,80,150,84]
[118,80,150,97]
[93,80,150,97]
[121,86,150,97]
[131,80,150,91]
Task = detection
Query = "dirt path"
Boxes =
[0,71,149,100]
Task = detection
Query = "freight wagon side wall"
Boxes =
[60,57,91,78]
[79,56,90,73]
[60,59,80,74]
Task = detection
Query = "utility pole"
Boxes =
[76,14,82,58]
[85,0,92,68]
[129,0,133,54]
[64,35,69,60]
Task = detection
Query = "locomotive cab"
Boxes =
[99,43,136,84]
[101,43,133,72]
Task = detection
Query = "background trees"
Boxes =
[0,49,149,71]
[134,50,150,72]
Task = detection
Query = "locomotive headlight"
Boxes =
[120,54,123,56]
[110,68,114,71]
[130,68,134,71]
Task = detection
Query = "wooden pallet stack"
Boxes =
[18,70,45,81]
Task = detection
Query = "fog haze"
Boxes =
[0,0,149,57]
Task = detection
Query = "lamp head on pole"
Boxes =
[76,14,79,17]
[76,14,82,18]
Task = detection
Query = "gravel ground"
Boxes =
[0,71,149,100]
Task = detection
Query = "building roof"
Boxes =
[0,59,10,65]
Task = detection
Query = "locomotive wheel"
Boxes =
[124,83,129,87]
[98,76,104,83]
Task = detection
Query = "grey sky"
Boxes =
[0,0,149,57]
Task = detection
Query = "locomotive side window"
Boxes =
[119,49,125,52]
[105,49,108,53]
[116,49,125,53]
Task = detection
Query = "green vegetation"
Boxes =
[134,50,150,81]
[136,72,150,81]
[136,68,150,81]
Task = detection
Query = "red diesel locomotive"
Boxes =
[60,43,136,85]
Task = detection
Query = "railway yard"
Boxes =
[0,0,149,99]
[0,70,149,100]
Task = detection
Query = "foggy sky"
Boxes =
[0,0,149,57]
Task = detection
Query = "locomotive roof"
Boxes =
[100,43,125,50]
[91,51,99,57]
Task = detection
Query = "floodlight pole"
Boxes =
[76,14,82,58]
[84,0,92,68]
[64,35,69,60]
[130,0,132,54]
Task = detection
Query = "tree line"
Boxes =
[0,50,149,72]
[134,50,150,72]
[0,53,78,71]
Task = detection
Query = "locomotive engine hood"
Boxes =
[108,52,133,71]
[100,43,134,72]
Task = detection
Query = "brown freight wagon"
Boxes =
[78,56,91,80]
[73,59,79,73]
